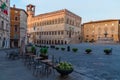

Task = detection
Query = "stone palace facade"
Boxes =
[27,4,82,45]
[0,0,10,48]
[83,19,120,43]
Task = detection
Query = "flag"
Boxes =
[0,2,8,15]
[0,3,6,10]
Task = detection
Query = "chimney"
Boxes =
[13,4,16,8]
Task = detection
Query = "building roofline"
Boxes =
[10,7,28,16]
[34,9,81,18]
[83,19,120,25]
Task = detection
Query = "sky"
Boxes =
[10,0,120,23]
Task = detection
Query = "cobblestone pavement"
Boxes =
[0,48,92,80]
[1,43,120,80]
[47,43,120,80]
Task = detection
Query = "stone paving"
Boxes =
[0,43,120,80]
[47,43,120,80]
[0,48,92,80]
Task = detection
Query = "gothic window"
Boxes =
[58,31,60,35]
[72,21,74,25]
[42,21,44,25]
[111,27,114,33]
[98,27,101,33]
[67,18,69,24]
[60,18,64,23]
[52,20,54,24]
[55,31,57,35]
[58,18,60,23]
[14,25,18,32]
[15,16,18,21]
[104,27,108,32]
[44,32,46,35]
[86,35,89,37]
[55,19,57,24]
[52,31,54,35]
[37,23,39,26]
[50,20,52,25]
[61,31,64,35]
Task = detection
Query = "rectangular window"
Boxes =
[1,21,4,29]
[15,17,18,21]
[61,31,64,35]
[58,31,60,35]
[14,25,18,32]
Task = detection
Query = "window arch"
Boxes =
[104,27,108,32]
[111,27,115,33]
[58,18,60,23]
[55,19,57,24]
[66,18,69,24]
[98,27,101,33]
[60,18,64,23]
[52,20,54,24]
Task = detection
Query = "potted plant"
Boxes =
[61,47,65,51]
[56,47,59,50]
[72,48,78,52]
[31,46,36,55]
[104,48,112,55]
[40,48,48,59]
[55,62,73,76]
[85,48,92,54]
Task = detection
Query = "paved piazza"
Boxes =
[48,43,120,80]
[0,43,120,80]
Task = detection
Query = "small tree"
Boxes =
[104,48,112,55]
[31,46,36,54]
[85,48,92,54]
[56,47,59,50]
[61,47,65,51]
[72,48,78,52]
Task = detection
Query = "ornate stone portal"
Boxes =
[97,32,114,44]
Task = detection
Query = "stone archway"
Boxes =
[49,40,51,44]
[65,41,67,44]
[55,40,57,44]
[58,40,60,44]
[47,41,48,44]
[52,40,54,44]
[61,40,63,45]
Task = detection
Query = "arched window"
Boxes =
[70,20,72,25]
[98,27,101,33]
[60,18,64,23]
[111,27,114,33]
[55,19,57,24]
[52,20,54,24]
[15,16,18,21]
[104,27,108,32]
[66,18,69,24]
[58,18,60,23]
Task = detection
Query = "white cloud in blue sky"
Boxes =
[11,0,120,23]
